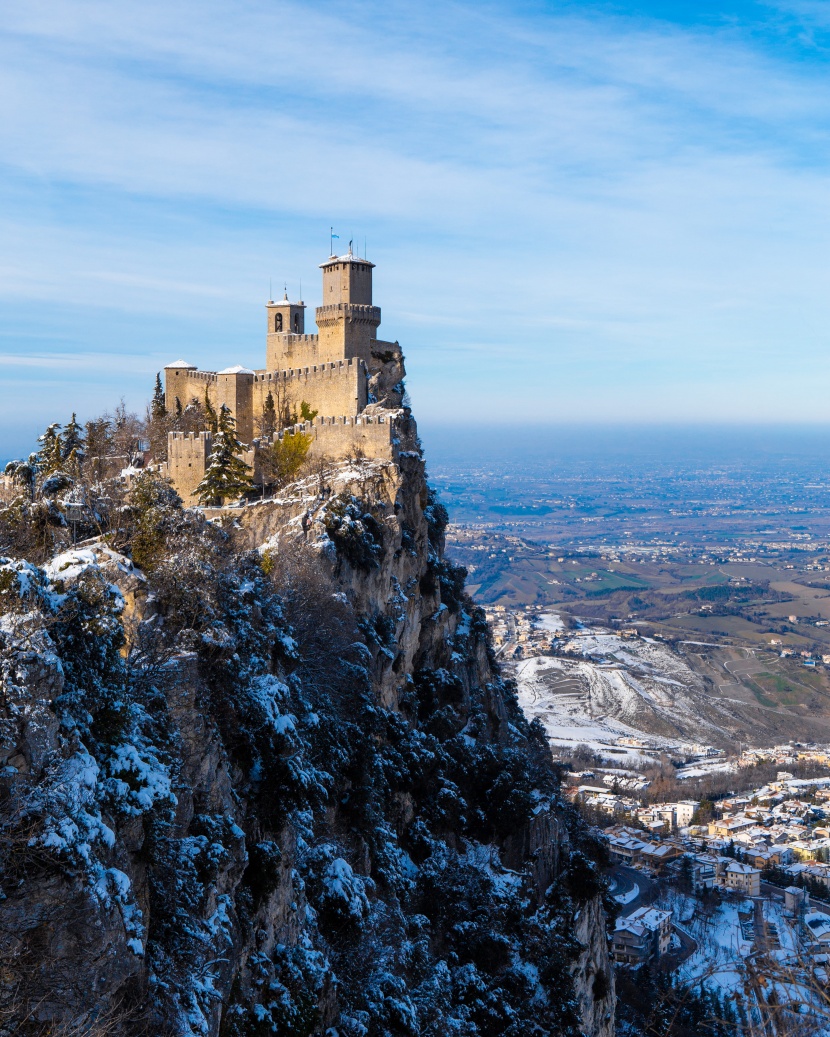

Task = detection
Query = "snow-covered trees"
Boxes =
[196,405,252,506]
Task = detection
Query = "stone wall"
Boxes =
[251,360,366,431]
[165,368,218,413]
[265,333,332,370]
[285,412,399,462]
[166,431,213,503]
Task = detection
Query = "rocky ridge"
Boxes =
[0,428,614,1035]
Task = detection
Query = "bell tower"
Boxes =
[266,290,307,369]
[316,247,380,363]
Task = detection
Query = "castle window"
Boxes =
[293,314,300,333]
[275,313,283,332]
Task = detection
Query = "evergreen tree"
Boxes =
[152,373,167,420]
[4,455,39,501]
[175,397,183,418]
[37,423,64,476]
[260,390,277,438]
[204,388,218,434]
[62,413,85,475]
[196,405,252,506]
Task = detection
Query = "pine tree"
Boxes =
[175,397,183,418]
[152,373,167,420]
[4,455,39,501]
[37,423,64,476]
[260,390,277,438]
[62,413,85,475]
[204,388,218,434]
[196,405,252,506]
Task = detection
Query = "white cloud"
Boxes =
[1,0,830,438]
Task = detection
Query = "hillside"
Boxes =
[0,438,614,1034]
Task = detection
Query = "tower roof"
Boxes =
[164,359,197,369]
[320,252,374,269]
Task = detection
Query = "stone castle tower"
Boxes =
[162,248,407,502]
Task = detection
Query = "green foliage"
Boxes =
[564,849,603,903]
[127,472,184,572]
[259,432,312,492]
[204,387,218,434]
[36,423,64,476]
[299,400,318,423]
[61,413,85,475]
[196,405,253,506]
[0,495,67,564]
[152,372,167,420]
[259,390,277,438]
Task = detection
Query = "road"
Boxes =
[612,864,658,917]
[610,865,698,969]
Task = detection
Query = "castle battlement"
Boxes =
[254,358,365,382]
[315,303,381,325]
[163,247,405,503]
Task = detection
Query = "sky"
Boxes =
[2,0,830,459]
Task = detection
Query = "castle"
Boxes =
[162,249,409,502]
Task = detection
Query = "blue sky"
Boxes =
[2,0,830,458]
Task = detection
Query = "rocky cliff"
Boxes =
[0,420,614,1036]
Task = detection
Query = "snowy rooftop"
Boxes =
[164,359,197,369]
[218,365,255,375]
[319,251,375,269]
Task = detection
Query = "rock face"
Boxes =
[0,437,614,1036]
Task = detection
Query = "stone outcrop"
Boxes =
[0,425,614,1036]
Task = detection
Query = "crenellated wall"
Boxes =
[165,368,218,413]
[315,303,380,365]
[166,431,213,503]
[265,333,327,370]
[281,411,398,461]
[252,359,366,429]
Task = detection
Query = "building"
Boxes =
[612,907,673,966]
[687,853,717,891]
[804,912,830,946]
[708,816,755,840]
[720,860,761,896]
[784,886,809,917]
[161,248,409,502]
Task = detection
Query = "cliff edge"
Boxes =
[0,430,614,1035]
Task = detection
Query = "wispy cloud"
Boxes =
[1,0,830,459]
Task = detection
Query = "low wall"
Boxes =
[281,413,396,461]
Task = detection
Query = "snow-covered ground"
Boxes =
[676,759,737,781]
[514,628,729,753]
[534,612,564,633]
[655,889,752,996]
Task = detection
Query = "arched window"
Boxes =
[293,314,300,333]
[275,313,283,332]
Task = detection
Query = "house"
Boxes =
[612,906,673,966]
[709,816,755,840]
[721,860,761,896]
[784,886,809,917]
[605,831,650,865]
[804,912,830,946]
[687,853,717,891]
[639,842,682,874]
